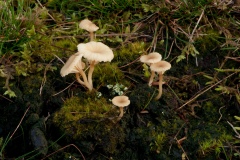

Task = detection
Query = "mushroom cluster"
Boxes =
[140,52,171,100]
[60,19,114,91]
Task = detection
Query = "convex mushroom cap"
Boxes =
[150,60,171,73]
[112,96,130,107]
[79,19,99,32]
[77,41,114,62]
[60,53,85,77]
[140,52,162,64]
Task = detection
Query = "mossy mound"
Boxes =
[53,95,126,154]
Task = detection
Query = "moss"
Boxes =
[53,95,125,154]
[93,62,130,87]
[129,84,157,113]
[114,41,146,65]
[195,29,221,53]
[53,38,78,57]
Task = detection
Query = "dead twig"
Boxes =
[52,80,76,96]
[9,105,31,140]
[36,0,56,22]
[177,72,236,110]
[216,106,225,124]
[41,144,85,160]
[227,121,240,139]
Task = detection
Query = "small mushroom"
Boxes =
[140,52,162,86]
[150,61,171,100]
[77,41,114,90]
[60,52,91,90]
[79,19,99,41]
[112,96,130,121]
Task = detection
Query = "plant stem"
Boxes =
[148,71,155,86]
[87,61,96,91]
[155,72,163,100]
[117,107,124,121]
[90,32,94,41]
[76,68,92,91]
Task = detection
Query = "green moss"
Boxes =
[93,62,129,87]
[195,29,221,53]
[53,38,78,57]
[149,132,167,153]
[53,95,125,154]
[114,41,146,65]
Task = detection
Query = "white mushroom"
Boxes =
[60,52,91,90]
[150,61,171,100]
[140,52,162,86]
[112,96,130,121]
[77,41,114,90]
[79,19,99,41]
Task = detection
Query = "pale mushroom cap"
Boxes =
[150,61,171,73]
[140,52,162,64]
[60,53,85,77]
[79,19,99,32]
[77,41,114,62]
[112,96,130,107]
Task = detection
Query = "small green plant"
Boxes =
[176,42,199,63]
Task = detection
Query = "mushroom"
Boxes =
[150,61,171,100]
[140,52,162,86]
[77,41,114,90]
[79,19,99,41]
[112,96,130,121]
[60,52,91,90]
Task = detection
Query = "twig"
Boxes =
[189,8,205,42]
[165,40,174,59]
[52,80,76,96]
[9,105,31,140]
[169,123,186,154]
[177,72,236,110]
[41,144,85,160]
[216,106,225,124]
[36,0,56,22]
[53,53,65,64]
[227,121,240,139]
[118,57,140,69]
[174,136,189,160]
[0,94,14,103]
[52,33,148,39]
[40,59,55,95]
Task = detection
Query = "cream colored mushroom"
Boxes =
[60,52,91,90]
[112,96,130,121]
[79,19,99,41]
[140,52,162,86]
[150,61,171,100]
[77,41,114,90]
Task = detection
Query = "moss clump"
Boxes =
[53,96,125,154]
[93,62,129,87]
[114,41,146,65]
[53,38,78,57]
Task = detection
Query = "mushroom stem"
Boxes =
[76,67,92,91]
[87,61,96,90]
[76,73,85,85]
[117,107,124,121]
[155,71,163,100]
[148,71,155,86]
[90,32,94,41]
